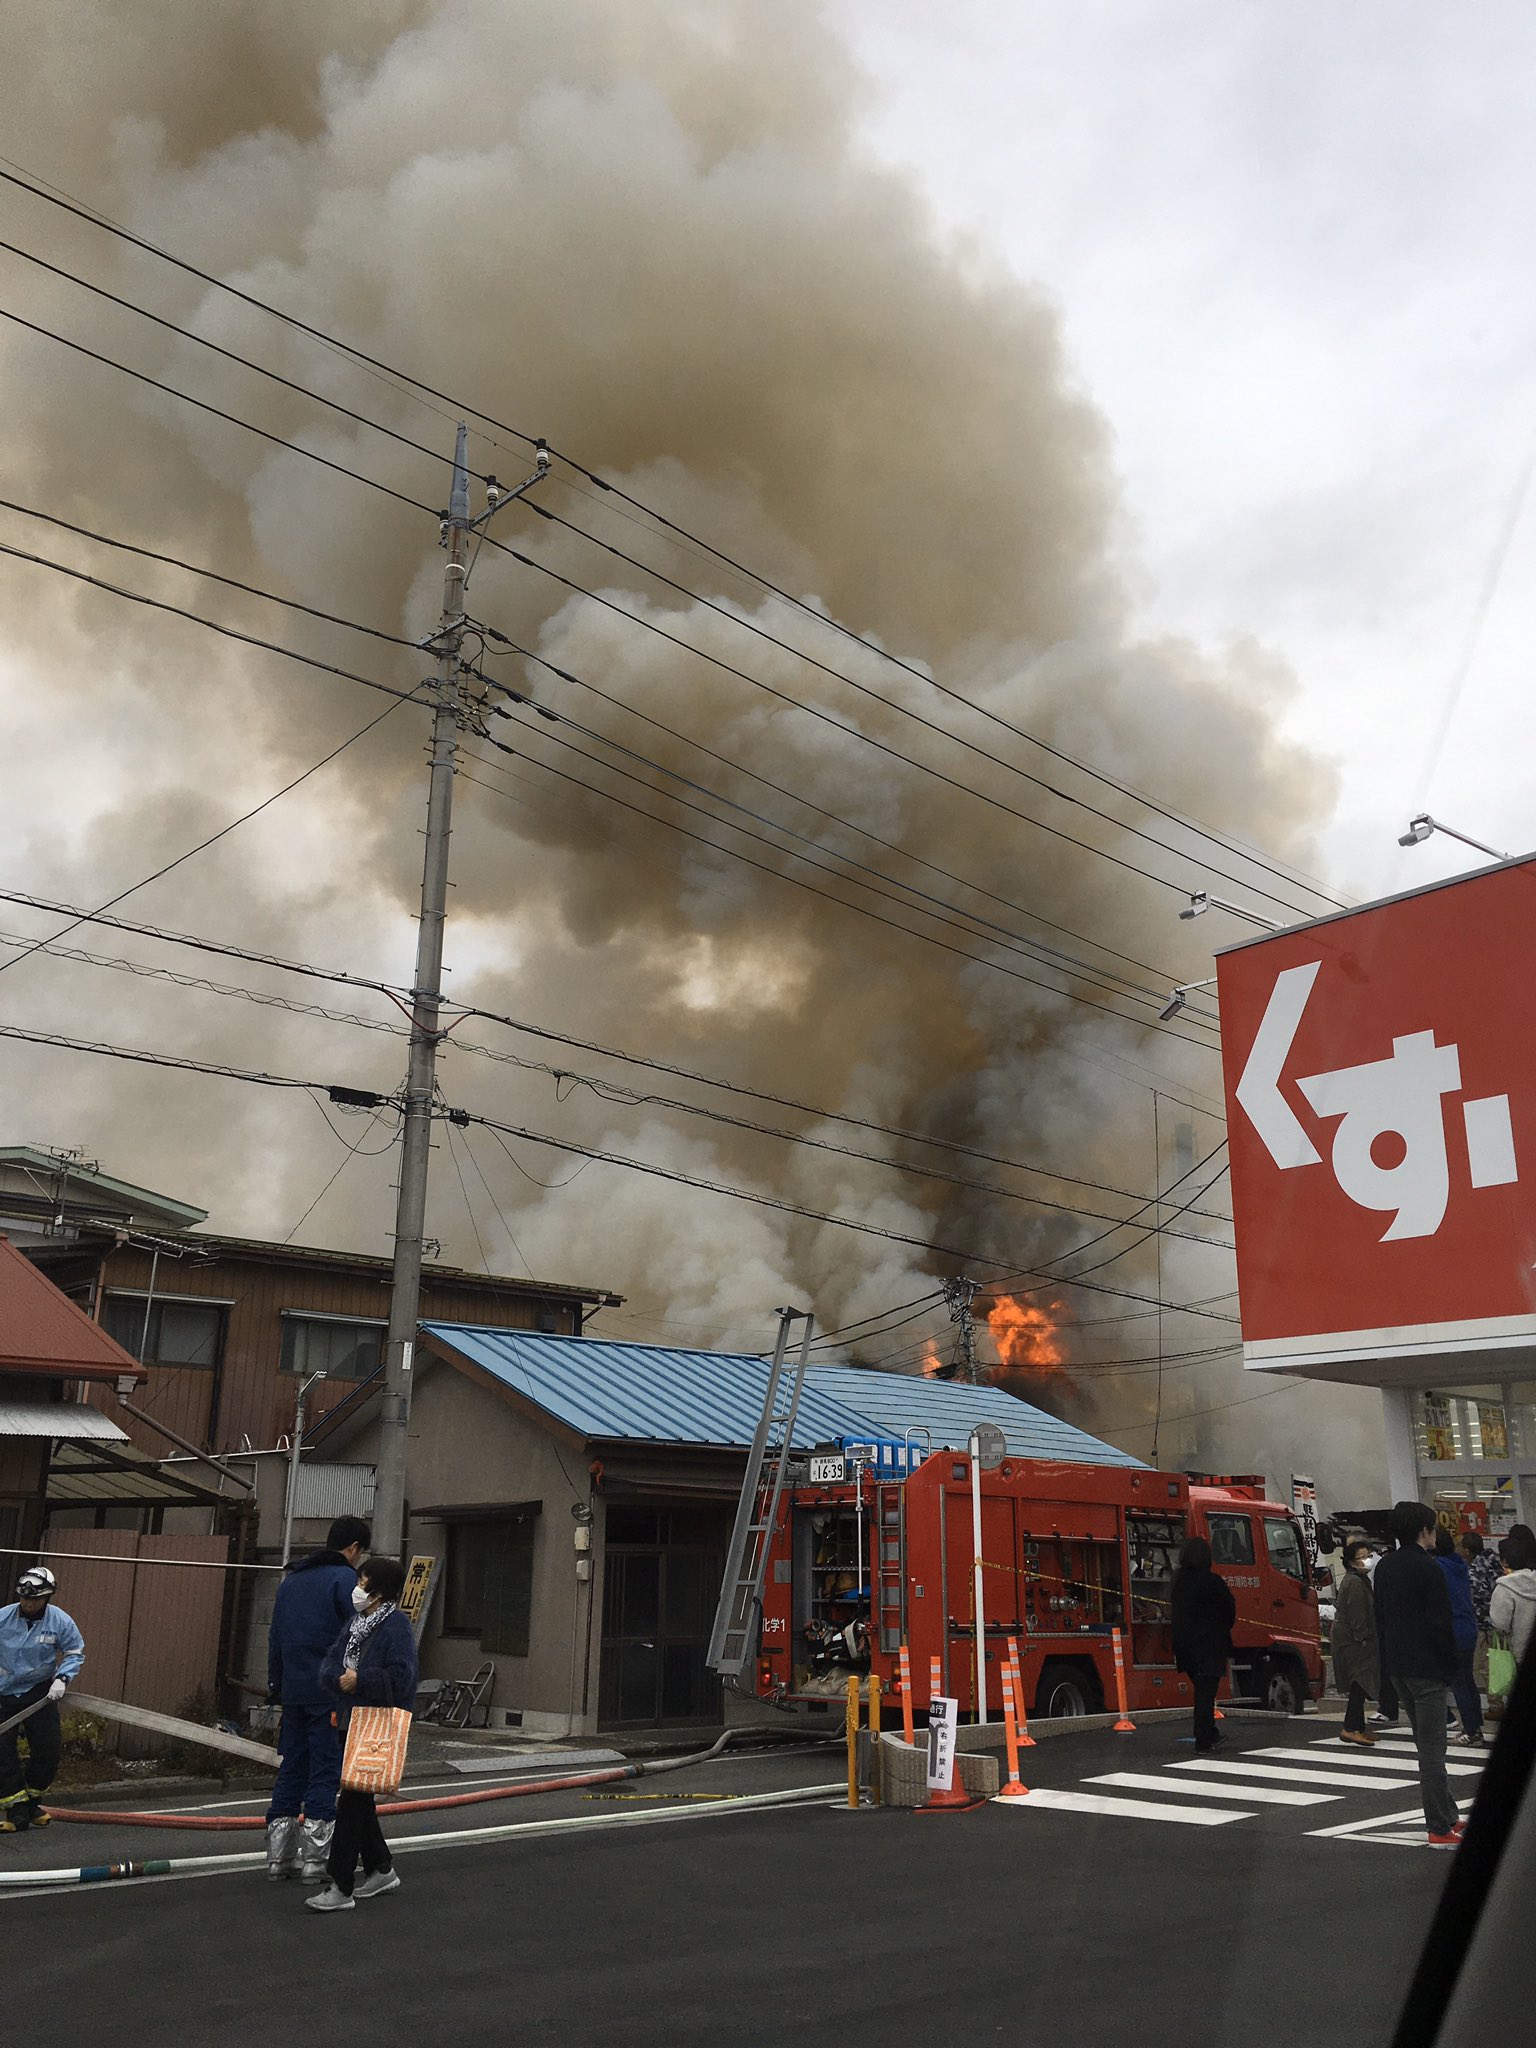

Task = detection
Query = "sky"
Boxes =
[836,0,1536,902]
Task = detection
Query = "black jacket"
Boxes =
[1373,1543,1458,1684]
[318,1607,419,1737]
[1170,1566,1236,1679]
[1376,1548,1458,1679]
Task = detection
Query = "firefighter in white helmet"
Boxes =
[0,1567,85,1832]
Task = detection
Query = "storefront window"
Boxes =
[1413,1387,1508,1462]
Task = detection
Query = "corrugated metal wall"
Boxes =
[44,1528,230,1752]
[88,1248,582,1454]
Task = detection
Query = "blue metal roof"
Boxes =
[421,1325,1144,1468]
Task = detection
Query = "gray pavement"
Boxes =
[2,1721,1458,2047]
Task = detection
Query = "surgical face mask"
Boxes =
[351,1586,371,1613]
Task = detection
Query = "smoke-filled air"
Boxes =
[0,0,1386,1496]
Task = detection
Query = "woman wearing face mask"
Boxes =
[306,1556,417,1913]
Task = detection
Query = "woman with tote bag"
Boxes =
[306,1556,418,1913]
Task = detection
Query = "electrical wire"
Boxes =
[0,271,1327,930]
[520,493,1344,919]
[0,1021,380,1100]
[0,165,1344,914]
[0,694,409,982]
[0,496,418,649]
[475,622,1187,993]
[282,1100,396,1246]
[448,1102,1237,1321]
[0,922,1234,1244]
[477,686,1213,1020]
[458,747,1223,1054]
[0,885,1229,1194]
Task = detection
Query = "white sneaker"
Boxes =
[354,1868,401,1900]
[304,1885,355,1913]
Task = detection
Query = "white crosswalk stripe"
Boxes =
[1168,1758,1420,1791]
[1253,1744,1483,1776]
[994,1785,1252,1825]
[1086,1771,1338,1807]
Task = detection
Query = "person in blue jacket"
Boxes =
[265,1515,370,1880]
[306,1555,418,1913]
[0,1566,85,1833]
[1434,1524,1485,1745]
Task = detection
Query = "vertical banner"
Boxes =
[398,1553,443,1643]
[1423,1395,1455,1462]
[926,1694,958,1792]
[1477,1403,1509,1458]
[1290,1475,1318,1569]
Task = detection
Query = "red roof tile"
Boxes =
[0,1237,146,1381]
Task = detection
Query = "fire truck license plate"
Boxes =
[809,1455,847,1483]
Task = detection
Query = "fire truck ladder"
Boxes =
[873,1431,929,1654]
[707,1307,815,1678]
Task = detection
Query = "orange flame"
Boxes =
[984,1295,1067,1379]
[920,1337,945,1379]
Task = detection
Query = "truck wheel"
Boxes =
[1036,1662,1102,1718]
[1259,1659,1307,1716]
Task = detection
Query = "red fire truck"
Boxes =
[750,1444,1323,1720]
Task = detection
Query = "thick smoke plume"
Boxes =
[0,2,1385,1498]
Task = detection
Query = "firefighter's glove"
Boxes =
[47,1679,67,1703]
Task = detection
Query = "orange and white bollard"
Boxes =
[929,1653,943,1705]
[898,1644,915,1748]
[996,1664,1029,1799]
[1110,1626,1136,1733]
[1008,1638,1035,1748]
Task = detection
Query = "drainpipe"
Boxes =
[280,1371,327,1566]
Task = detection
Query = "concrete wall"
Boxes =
[350,1360,600,1737]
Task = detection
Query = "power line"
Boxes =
[458,747,1223,1053]
[0,885,1229,1195]
[0,491,1196,1008]
[0,923,1232,1246]
[0,695,408,982]
[449,1102,1236,1321]
[474,622,1186,994]
[0,1020,378,1100]
[0,271,1324,930]
[0,163,1342,914]
[0,538,421,707]
[477,686,1203,1018]
[520,493,1344,919]
[0,496,418,649]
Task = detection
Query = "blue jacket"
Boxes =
[0,1602,85,1697]
[268,1549,359,1707]
[1436,1553,1479,1649]
[318,1606,418,1735]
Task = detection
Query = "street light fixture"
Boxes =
[1178,890,1282,931]
[1159,974,1218,1023]
[281,1369,327,1566]
[1397,813,1509,862]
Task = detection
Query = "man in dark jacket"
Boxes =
[1374,1501,1460,1847]
[265,1515,370,1880]
[1171,1536,1237,1753]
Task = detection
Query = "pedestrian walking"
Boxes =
[1460,1531,1501,1705]
[306,1555,417,1914]
[1373,1501,1461,1849]
[1488,1527,1536,1674]
[1331,1539,1380,1747]
[265,1515,370,1881]
[1433,1527,1484,1745]
[1170,1535,1236,1754]
[0,1566,84,1833]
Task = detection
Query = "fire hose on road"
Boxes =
[0,1690,829,1881]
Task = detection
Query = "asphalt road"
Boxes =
[2,1724,1457,2048]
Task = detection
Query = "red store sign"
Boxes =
[1216,856,1536,1379]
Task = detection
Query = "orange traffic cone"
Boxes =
[1110,1626,1135,1733]
[915,1654,984,1814]
[994,1665,1029,1800]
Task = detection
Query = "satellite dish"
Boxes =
[970,1422,1008,1471]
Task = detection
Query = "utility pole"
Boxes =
[371,427,472,1556]
[943,1275,983,1384]
[372,425,550,1555]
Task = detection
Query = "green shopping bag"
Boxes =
[1488,1631,1517,1699]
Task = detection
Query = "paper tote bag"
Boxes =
[341,1706,412,1794]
